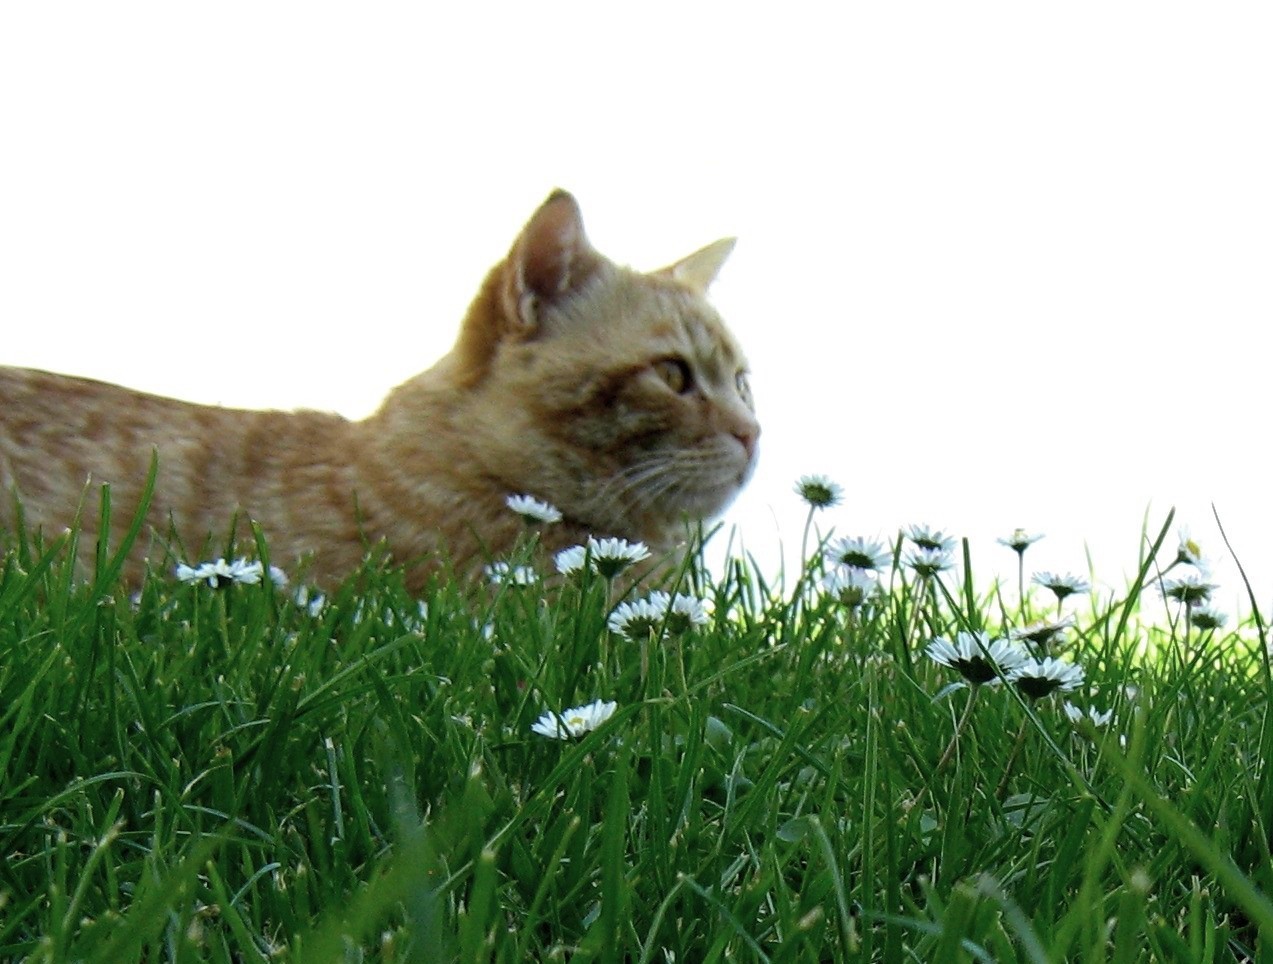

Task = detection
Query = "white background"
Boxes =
[3,4,1270,617]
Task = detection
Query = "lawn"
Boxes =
[2,484,1271,961]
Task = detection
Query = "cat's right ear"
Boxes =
[501,190,601,336]
[660,237,736,294]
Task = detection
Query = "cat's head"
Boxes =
[452,190,759,545]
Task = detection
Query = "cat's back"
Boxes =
[2,365,206,439]
[1,365,294,479]
[0,366,356,561]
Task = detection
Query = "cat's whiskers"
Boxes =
[584,453,678,521]
[585,443,743,529]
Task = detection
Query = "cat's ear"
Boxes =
[502,190,601,335]
[659,237,736,294]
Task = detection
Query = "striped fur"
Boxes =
[0,191,759,588]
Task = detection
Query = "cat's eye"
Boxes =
[654,358,694,394]
[735,370,751,398]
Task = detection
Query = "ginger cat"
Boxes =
[0,191,759,589]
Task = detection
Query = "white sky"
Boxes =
[3,4,1271,616]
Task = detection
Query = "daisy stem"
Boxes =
[901,574,939,651]
[672,634,689,698]
[901,577,923,651]
[935,685,978,773]
[216,592,231,660]
[798,506,816,574]
[791,506,820,626]
[599,630,612,687]
[927,578,942,634]
[995,714,1031,800]
[1017,555,1026,622]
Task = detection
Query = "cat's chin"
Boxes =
[674,451,756,521]
[668,478,748,523]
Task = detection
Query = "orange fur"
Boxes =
[0,191,759,588]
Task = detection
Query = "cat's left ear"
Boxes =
[503,190,601,335]
[659,238,736,294]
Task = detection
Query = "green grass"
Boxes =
[3,493,1273,961]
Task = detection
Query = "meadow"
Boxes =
[2,478,1272,962]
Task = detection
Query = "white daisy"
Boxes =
[997,529,1044,554]
[1062,701,1114,728]
[794,474,843,509]
[484,561,538,586]
[555,539,653,578]
[664,593,711,634]
[293,585,327,618]
[821,567,880,609]
[174,562,204,583]
[1160,571,1214,606]
[175,557,263,588]
[531,699,618,739]
[906,524,956,554]
[586,537,651,578]
[1175,528,1205,568]
[608,595,668,638]
[926,631,1030,685]
[505,493,563,525]
[227,559,266,585]
[824,535,892,572]
[1190,603,1227,630]
[1009,617,1074,647]
[1009,656,1085,699]
[906,546,954,578]
[554,545,589,575]
[1032,571,1090,601]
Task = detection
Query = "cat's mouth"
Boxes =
[661,447,756,520]
[575,435,756,536]
[676,480,746,519]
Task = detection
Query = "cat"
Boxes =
[0,190,760,589]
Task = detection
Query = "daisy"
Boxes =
[906,525,956,554]
[824,535,892,572]
[174,561,213,584]
[228,559,265,585]
[1190,603,1227,630]
[175,557,264,589]
[1010,617,1074,647]
[267,565,288,588]
[1032,571,1090,602]
[293,585,327,618]
[926,632,1030,685]
[505,493,563,525]
[663,593,711,634]
[906,546,954,578]
[821,567,880,609]
[1175,529,1205,568]
[997,529,1044,555]
[1062,701,1114,728]
[794,474,843,510]
[484,561,538,586]
[531,699,618,739]
[586,537,651,579]
[608,594,668,638]
[1160,571,1214,606]
[554,545,589,575]
[1009,656,1085,699]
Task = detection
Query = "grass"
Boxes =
[2,489,1273,961]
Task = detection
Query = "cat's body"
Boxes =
[0,191,759,588]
